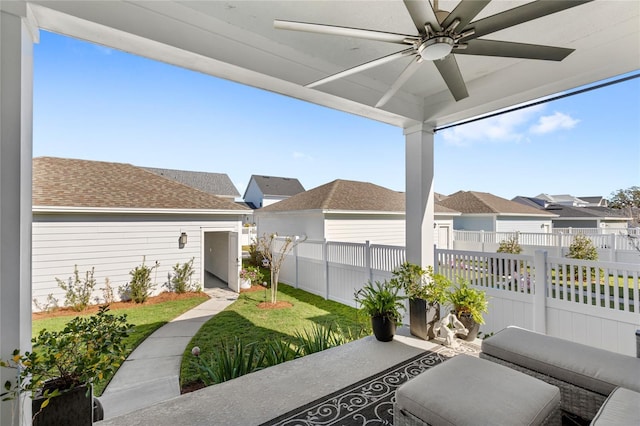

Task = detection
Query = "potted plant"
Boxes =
[354,280,405,342]
[392,263,450,340]
[239,265,263,289]
[447,279,488,341]
[1,306,132,425]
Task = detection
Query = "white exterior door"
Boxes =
[227,231,240,292]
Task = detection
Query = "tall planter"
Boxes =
[371,315,396,342]
[409,299,440,340]
[33,384,93,426]
[455,311,480,341]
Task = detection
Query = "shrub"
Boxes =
[497,236,522,254]
[32,293,60,313]
[168,258,198,293]
[55,265,97,311]
[566,234,598,261]
[190,338,265,385]
[120,257,159,303]
[1,306,132,411]
[295,323,346,356]
[247,242,264,267]
[102,277,116,304]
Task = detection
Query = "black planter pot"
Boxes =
[33,384,93,426]
[371,315,396,342]
[455,311,480,341]
[409,299,440,340]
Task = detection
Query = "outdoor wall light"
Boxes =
[179,232,188,246]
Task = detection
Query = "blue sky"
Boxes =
[34,31,639,200]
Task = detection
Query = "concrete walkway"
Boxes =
[97,275,238,420]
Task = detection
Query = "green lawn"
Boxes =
[179,283,370,388]
[33,293,209,395]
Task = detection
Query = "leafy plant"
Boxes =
[447,279,488,324]
[354,280,405,322]
[247,241,265,267]
[120,257,159,303]
[55,265,97,311]
[262,338,300,366]
[497,236,522,254]
[168,258,198,293]
[391,262,450,304]
[295,322,346,356]
[1,306,132,412]
[190,338,265,385]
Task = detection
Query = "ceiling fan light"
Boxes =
[418,37,454,60]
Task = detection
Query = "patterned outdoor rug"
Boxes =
[260,343,479,426]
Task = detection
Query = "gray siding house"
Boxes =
[439,191,556,233]
[243,175,305,208]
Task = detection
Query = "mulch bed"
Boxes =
[33,291,209,320]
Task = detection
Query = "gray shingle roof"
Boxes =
[543,204,631,219]
[248,175,305,197]
[260,179,404,212]
[440,191,555,216]
[143,167,240,198]
[33,157,249,211]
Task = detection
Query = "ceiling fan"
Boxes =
[274,0,592,107]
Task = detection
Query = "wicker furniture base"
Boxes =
[394,354,561,426]
[480,352,606,421]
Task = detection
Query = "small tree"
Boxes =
[255,233,304,304]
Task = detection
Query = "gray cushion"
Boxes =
[591,387,640,426]
[481,326,640,395]
[395,354,560,426]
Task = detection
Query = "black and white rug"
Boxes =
[260,343,479,426]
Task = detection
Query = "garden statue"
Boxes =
[433,312,468,348]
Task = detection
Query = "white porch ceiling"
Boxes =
[25,0,640,128]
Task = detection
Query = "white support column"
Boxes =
[404,123,435,268]
[0,4,36,425]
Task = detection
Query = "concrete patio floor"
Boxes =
[97,328,463,425]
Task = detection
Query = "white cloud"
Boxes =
[529,112,580,134]
[293,151,313,160]
[441,104,544,146]
[94,45,113,55]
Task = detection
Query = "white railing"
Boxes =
[452,230,640,263]
[274,237,639,356]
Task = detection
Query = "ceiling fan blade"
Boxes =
[456,40,574,61]
[462,0,593,41]
[402,0,440,34]
[306,48,415,88]
[433,55,469,101]
[376,57,423,108]
[274,20,418,44]
[441,0,490,31]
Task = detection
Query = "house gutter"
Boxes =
[33,206,248,216]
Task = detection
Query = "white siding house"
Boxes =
[32,157,250,310]
[255,179,459,247]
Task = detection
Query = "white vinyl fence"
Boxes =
[276,237,640,356]
[453,230,640,263]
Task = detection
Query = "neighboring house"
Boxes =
[32,157,250,309]
[255,179,459,247]
[513,196,630,231]
[534,193,609,208]
[143,167,240,202]
[243,175,305,208]
[439,191,556,233]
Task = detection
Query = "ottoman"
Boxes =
[394,355,561,426]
